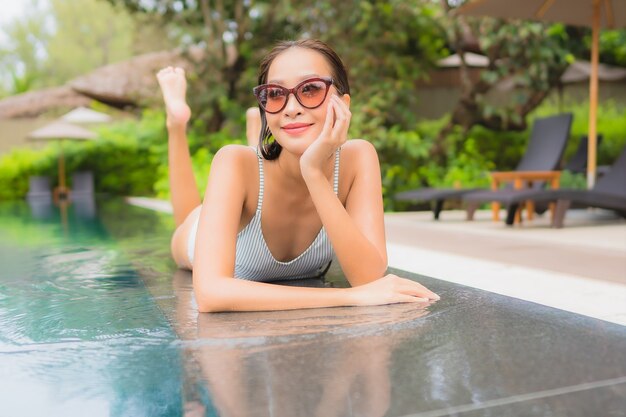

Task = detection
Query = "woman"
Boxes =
[157,39,439,312]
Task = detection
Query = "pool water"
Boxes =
[0,199,186,416]
[1,198,625,417]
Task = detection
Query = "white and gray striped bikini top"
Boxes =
[234,148,340,281]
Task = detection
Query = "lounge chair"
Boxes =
[481,146,626,227]
[26,176,53,218]
[564,135,602,174]
[70,171,97,219]
[26,176,52,200]
[463,133,609,222]
[70,171,94,199]
[394,113,573,220]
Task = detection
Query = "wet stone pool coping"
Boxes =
[0,199,625,416]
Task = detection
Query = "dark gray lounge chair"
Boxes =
[26,176,53,218]
[464,130,593,220]
[394,113,573,220]
[70,171,95,198]
[70,171,97,218]
[477,146,626,227]
[564,135,602,174]
[26,176,52,200]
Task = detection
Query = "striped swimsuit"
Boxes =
[188,147,340,281]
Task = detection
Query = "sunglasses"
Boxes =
[253,77,334,114]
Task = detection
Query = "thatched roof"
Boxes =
[68,49,194,107]
[0,86,91,119]
[0,47,200,120]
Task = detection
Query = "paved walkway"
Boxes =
[126,197,626,326]
[386,209,626,326]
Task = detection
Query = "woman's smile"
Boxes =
[281,122,314,135]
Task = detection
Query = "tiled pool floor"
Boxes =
[1,199,625,416]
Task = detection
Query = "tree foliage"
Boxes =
[107,0,448,137]
[0,0,171,97]
[430,3,575,162]
[0,0,50,94]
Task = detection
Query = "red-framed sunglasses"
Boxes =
[253,77,334,114]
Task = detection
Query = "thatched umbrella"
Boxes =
[28,121,97,199]
[61,106,112,124]
[457,0,626,188]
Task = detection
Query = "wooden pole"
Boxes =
[587,0,601,189]
[58,139,66,189]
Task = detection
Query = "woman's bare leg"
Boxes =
[156,66,201,227]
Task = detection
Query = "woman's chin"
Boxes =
[276,135,317,155]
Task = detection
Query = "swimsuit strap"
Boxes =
[255,148,264,211]
[254,146,340,210]
[333,148,340,195]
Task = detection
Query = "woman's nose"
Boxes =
[283,92,302,117]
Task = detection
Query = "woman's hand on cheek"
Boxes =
[300,95,351,180]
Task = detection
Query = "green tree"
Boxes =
[438,3,572,133]
[0,0,171,97]
[598,29,626,66]
[108,0,448,135]
[44,0,142,85]
[295,0,447,132]
[108,0,307,134]
[0,0,51,95]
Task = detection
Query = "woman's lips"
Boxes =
[282,123,313,135]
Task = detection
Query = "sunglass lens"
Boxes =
[297,80,328,108]
[260,87,286,113]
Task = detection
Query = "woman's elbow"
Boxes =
[196,292,231,313]
[193,277,231,313]
[196,295,217,313]
[348,261,388,287]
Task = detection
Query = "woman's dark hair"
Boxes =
[257,39,350,160]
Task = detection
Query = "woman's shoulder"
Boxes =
[212,144,258,169]
[214,143,258,160]
[341,139,379,165]
[342,138,376,153]
[209,144,260,185]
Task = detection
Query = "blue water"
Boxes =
[2,198,626,417]
[0,199,186,416]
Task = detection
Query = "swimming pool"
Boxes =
[1,198,625,416]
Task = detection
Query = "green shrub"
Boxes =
[2,98,622,209]
[365,99,625,210]
[0,111,165,200]
[0,109,247,201]
[533,99,626,164]
[0,147,57,200]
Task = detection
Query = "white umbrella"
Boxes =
[61,106,112,124]
[437,52,490,68]
[28,121,97,199]
[457,0,626,188]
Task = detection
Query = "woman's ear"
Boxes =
[341,94,351,109]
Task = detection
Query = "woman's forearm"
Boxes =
[193,275,353,312]
[303,171,387,286]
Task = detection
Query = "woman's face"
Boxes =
[264,47,347,156]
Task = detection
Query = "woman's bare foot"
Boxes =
[156,66,192,130]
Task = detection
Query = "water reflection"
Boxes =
[160,266,626,417]
[4,199,625,416]
[0,200,184,417]
[169,269,432,417]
